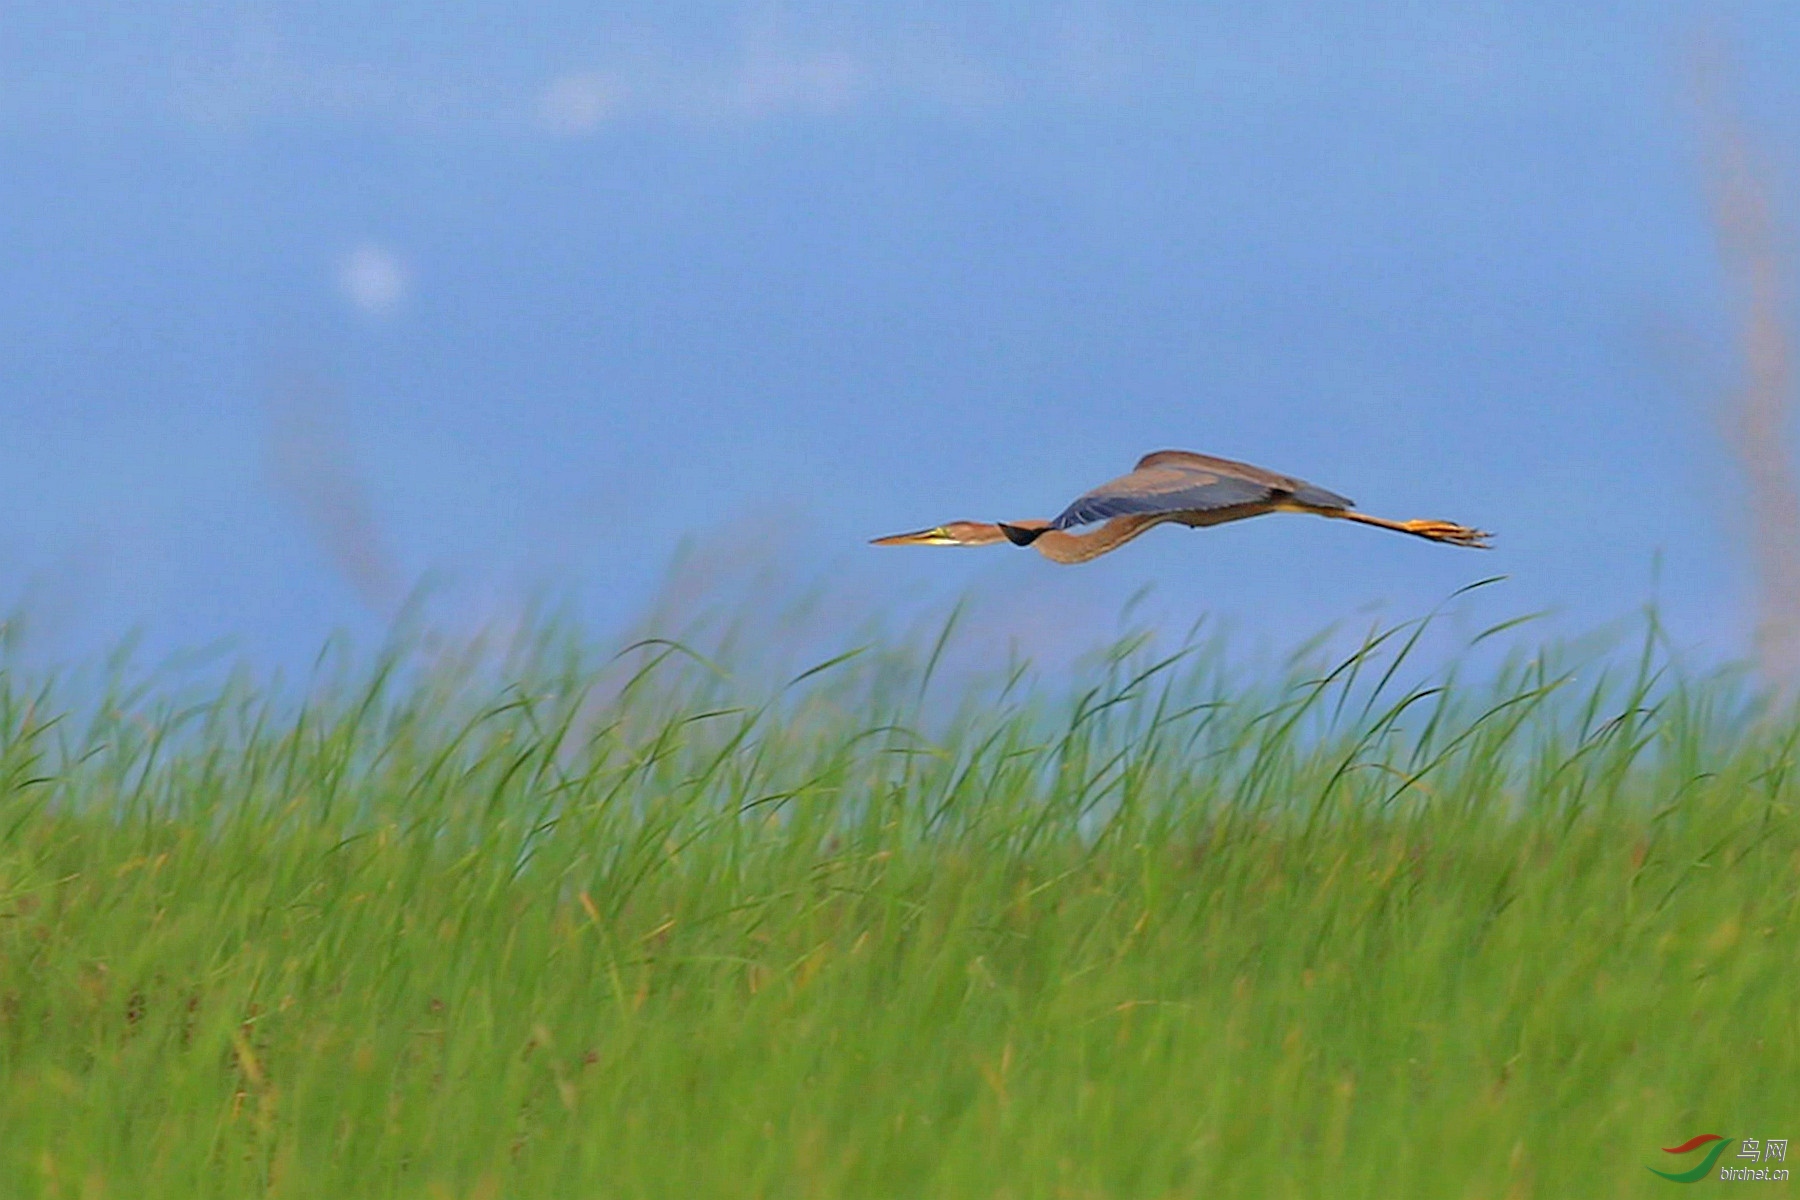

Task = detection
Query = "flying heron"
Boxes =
[872,449,1490,565]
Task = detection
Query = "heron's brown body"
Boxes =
[871,449,1489,563]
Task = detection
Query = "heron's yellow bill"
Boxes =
[870,526,961,546]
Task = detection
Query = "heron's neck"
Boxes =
[1030,515,1163,564]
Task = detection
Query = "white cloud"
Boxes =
[532,41,870,135]
[336,243,408,318]
[3,11,1043,136]
[538,71,626,136]
[733,44,861,118]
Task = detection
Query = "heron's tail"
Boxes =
[998,523,1044,546]
[1320,509,1492,548]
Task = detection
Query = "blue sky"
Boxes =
[3,3,1799,672]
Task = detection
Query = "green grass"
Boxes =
[0,605,1795,1198]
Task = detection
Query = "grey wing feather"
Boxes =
[1049,450,1353,531]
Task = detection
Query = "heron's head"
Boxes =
[870,520,1007,547]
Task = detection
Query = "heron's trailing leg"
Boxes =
[1312,507,1491,548]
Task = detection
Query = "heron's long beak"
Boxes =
[870,526,961,546]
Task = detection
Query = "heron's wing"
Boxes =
[1133,451,1351,507]
[1049,451,1352,531]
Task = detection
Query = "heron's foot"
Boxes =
[1402,519,1492,549]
